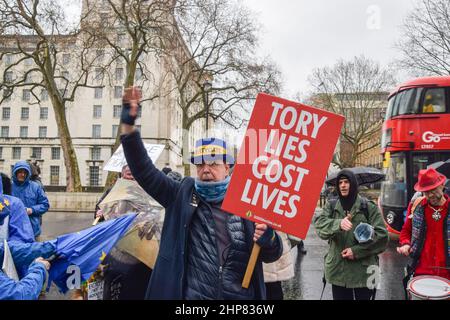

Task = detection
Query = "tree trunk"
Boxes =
[50,95,83,192]
[104,59,137,189]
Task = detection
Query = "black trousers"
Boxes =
[265,281,284,300]
[332,285,376,300]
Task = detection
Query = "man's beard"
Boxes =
[429,194,443,206]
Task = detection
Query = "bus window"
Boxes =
[398,89,418,115]
[381,154,407,207]
[385,96,396,120]
[421,88,446,113]
[388,89,418,118]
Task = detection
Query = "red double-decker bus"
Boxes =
[380,76,450,237]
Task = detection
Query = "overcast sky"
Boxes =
[245,0,417,99]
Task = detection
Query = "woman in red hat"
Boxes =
[397,168,450,280]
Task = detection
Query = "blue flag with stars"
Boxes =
[47,213,137,293]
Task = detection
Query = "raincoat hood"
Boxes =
[336,169,359,211]
[12,161,32,186]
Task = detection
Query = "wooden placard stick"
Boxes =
[92,217,101,226]
[242,244,261,289]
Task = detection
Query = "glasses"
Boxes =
[195,161,224,169]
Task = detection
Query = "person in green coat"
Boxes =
[314,169,388,300]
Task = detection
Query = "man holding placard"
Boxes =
[119,87,282,300]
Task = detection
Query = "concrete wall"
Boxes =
[47,192,103,213]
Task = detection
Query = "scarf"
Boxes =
[410,198,450,267]
[194,176,231,204]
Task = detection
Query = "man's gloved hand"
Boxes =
[121,87,142,126]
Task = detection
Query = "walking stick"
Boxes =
[242,244,261,289]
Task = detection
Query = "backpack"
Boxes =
[328,197,370,221]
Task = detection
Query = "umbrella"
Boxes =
[326,166,385,186]
[428,159,450,178]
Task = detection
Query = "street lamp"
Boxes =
[203,80,212,131]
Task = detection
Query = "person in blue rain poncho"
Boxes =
[0,174,35,243]
[11,161,50,240]
[0,241,55,300]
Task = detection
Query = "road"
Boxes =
[40,209,409,300]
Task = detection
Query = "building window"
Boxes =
[94,87,103,99]
[50,166,60,186]
[89,166,100,186]
[61,71,70,82]
[25,74,32,84]
[3,88,12,102]
[96,50,104,63]
[113,105,121,118]
[115,68,123,81]
[135,68,143,81]
[4,71,13,83]
[95,68,104,81]
[2,107,10,120]
[0,147,2,159]
[24,58,33,66]
[20,126,28,138]
[114,86,122,99]
[5,54,13,66]
[31,147,42,159]
[62,54,70,65]
[21,107,29,120]
[93,105,102,118]
[41,89,49,101]
[12,147,21,160]
[1,127,9,138]
[51,147,60,160]
[40,107,48,120]
[92,125,101,138]
[117,33,126,44]
[137,105,142,118]
[39,126,47,138]
[91,147,101,160]
[112,125,119,138]
[22,89,31,101]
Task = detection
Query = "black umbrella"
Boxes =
[326,167,385,186]
[428,159,450,178]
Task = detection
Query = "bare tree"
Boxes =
[0,0,101,192]
[308,56,395,168]
[167,0,282,176]
[81,0,177,187]
[397,0,450,76]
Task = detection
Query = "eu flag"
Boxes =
[47,213,137,293]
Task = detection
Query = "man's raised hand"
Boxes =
[121,86,142,126]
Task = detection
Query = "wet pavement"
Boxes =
[40,209,409,300]
[282,209,409,300]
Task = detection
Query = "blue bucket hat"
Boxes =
[191,138,235,167]
[354,223,374,244]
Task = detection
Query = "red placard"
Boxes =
[222,93,345,239]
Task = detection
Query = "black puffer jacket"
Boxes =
[184,204,255,300]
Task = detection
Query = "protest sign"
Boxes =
[104,144,165,172]
[222,93,344,239]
